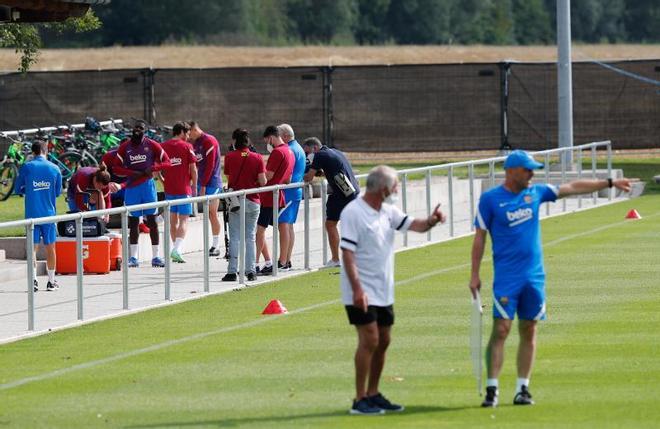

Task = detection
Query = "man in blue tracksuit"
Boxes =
[470,150,632,407]
[14,141,62,292]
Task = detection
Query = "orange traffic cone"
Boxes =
[625,209,642,220]
[262,300,288,315]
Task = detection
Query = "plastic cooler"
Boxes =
[106,232,122,271]
[55,236,111,274]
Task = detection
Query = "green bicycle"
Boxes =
[0,136,29,201]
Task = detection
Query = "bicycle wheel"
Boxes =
[0,161,18,201]
[56,151,83,182]
[79,151,99,168]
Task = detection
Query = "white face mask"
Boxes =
[383,189,399,205]
[266,143,274,153]
[306,153,314,163]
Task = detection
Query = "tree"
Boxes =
[0,9,100,72]
[386,0,452,44]
[512,0,552,44]
[354,0,390,45]
[286,0,357,44]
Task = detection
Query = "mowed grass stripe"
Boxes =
[0,196,659,428]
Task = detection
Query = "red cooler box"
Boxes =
[106,233,122,271]
[55,236,111,274]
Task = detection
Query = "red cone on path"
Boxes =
[625,209,642,220]
[262,300,288,315]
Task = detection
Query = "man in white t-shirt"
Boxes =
[340,165,446,415]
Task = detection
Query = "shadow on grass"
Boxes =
[124,404,476,428]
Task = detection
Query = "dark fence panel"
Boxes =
[331,64,501,152]
[2,61,660,152]
[509,61,660,150]
[0,69,144,131]
[153,67,324,150]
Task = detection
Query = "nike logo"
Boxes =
[499,202,509,207]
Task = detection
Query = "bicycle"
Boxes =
[0,135,30,201]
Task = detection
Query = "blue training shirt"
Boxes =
[283,139,306,202]
[474,184,558,283]
[14,156,62,218]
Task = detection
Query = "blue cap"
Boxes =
[504,150,544,170]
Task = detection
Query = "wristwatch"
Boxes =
[607,178,613,188]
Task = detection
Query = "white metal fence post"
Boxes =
[26,222,35,331]
[75,215,84,320]
[203,198,210,293]
[121,209,129,310]
[164,204,171,301]
[272,189,280,276]
[239,194,246,284]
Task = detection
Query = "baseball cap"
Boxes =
[504,150,544,170]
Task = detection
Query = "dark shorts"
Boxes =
[257,207,273,228]
[345,305,394,327]
[327,194,356,222]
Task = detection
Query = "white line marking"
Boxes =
[2,207,656,391]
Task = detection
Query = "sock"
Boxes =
[212,235,220,248]
[47,269,55,283]
[130,244,138,259]
[174,238,183,252]
[264,260,272,268]
[487,378,498,388]
[516,378,530,393]
[152,245,160,259]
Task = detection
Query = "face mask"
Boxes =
[383,189,399,205]
[267,143,274,153]
[131,129,144,144]
[306,153,314,164]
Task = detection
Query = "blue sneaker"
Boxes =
[349,397,384,415]
[151,257,165,268]
[128,257,139,268]
[367,393,404,412]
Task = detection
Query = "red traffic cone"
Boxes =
[625,209,642,220]
[262,300,288,315]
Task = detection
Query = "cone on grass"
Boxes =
[262,300,288,315]
[625,209,642,220]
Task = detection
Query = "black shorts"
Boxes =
[327,194,356,222]
[345,305,394,327]
[257,207,273,228]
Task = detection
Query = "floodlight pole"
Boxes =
[557,0,574,166]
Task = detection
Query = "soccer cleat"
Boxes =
[128,257,139,268]
[367,393,404,412]
[513,385,535,405]
[482,386,499,408]
[33,279,38,292]
[151,257,165,268]
[209,247,221,257]
[323,259,341,269]
[138,223,150,234]
[349,397,385,415]
[46,280,59,291]
[221,273,237,282]
[258,265,273,276]
[170,250,186,263]
[246,272,257,281]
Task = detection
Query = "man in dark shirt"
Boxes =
[303,137,359,268]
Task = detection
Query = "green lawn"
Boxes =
[1,195,659,428]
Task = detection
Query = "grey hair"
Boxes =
[303,137,323,149]
[366,165,397,193]
[277,123,295,140]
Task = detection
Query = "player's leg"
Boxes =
[256,210,273,274]
[366,306,403,412]
[42,224,58,290]
[277,221,289,268]
[208,195,221,254]
[513,282,545,405]
[326,220,340,264]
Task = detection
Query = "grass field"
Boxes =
[1,195,659,428]
[2,44,660,71]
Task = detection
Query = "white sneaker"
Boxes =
[323,259,341,268]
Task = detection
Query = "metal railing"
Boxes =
[0,140,613,331]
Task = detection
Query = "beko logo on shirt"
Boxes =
[33,180,51,191]
[170,157,182,166]
[506,207,532,226]
[129,154,147,163]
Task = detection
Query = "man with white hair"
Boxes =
[277,124,306,271]
[340,165,446,415]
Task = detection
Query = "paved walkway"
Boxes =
[0,176,623,343]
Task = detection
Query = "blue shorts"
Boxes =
[279,199,300,224]
[125,180,158,217]
[33,223,56,245]
[493,279,546,321]
[67,195,97,213]
[198,185,221,196]
[166,194,193,215]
